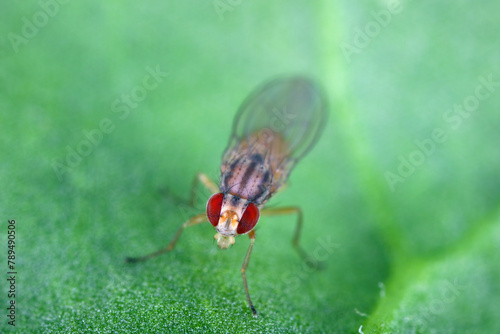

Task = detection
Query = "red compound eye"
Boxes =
[237,203,260,234]
[206,193,224,226]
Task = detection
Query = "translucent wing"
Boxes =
[230,76,327,161]
[220,76,328,204]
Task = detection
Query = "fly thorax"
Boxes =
[220,156,272,205]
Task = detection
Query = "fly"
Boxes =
[126,76,328,316]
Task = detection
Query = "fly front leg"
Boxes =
[125,213,206,263]
[260,206,323,269]
[242,230,257,316]
[127,173,217,263]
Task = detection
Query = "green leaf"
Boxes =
[1,0,499,333]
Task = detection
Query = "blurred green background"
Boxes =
[1,0,499,333]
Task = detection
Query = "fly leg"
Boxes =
[260,206,324,269]
[125,213,206,263]
[241,230,257,316]
[159,172,218,208]
[126,173,218,263]
[190,172,219,206]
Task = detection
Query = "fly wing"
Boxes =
[220,76,328,203]
[224,76,327,165]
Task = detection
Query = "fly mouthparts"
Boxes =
[214,233,235,249]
